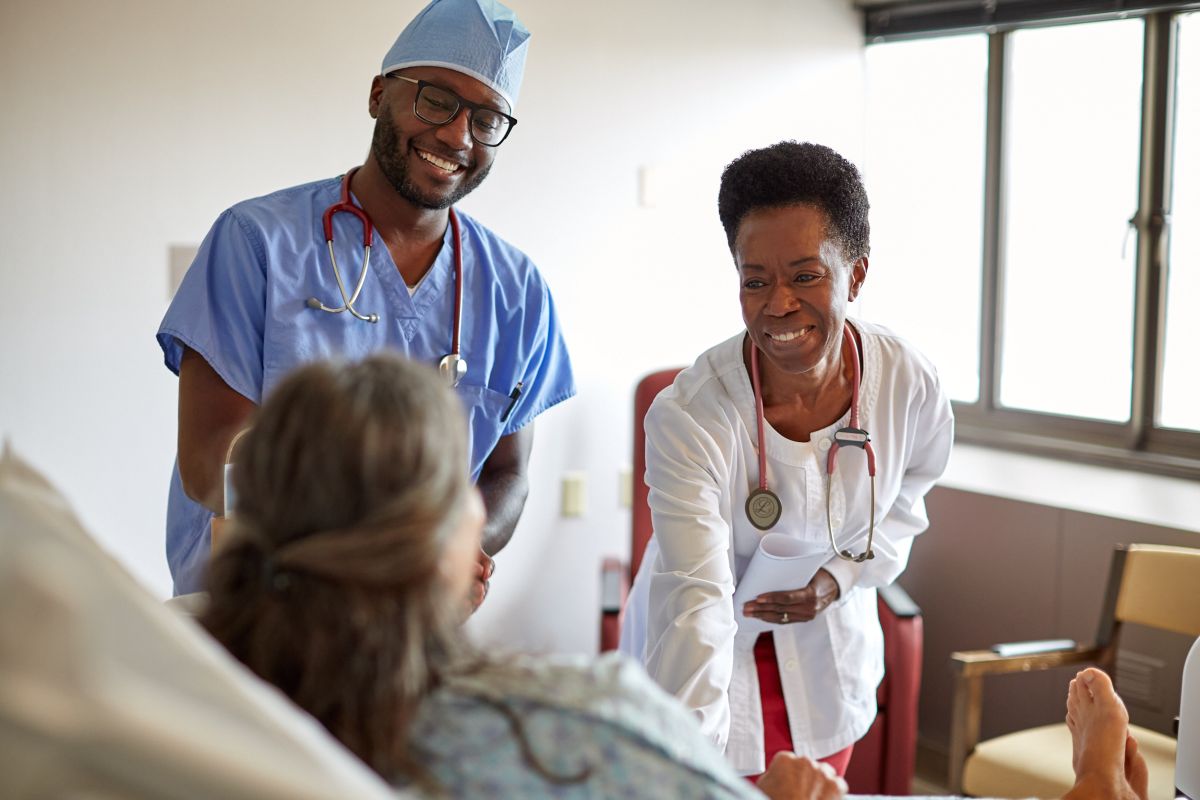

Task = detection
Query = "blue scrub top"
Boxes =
[158,177,575,594]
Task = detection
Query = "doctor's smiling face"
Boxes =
[368,66,505,210]
[736,203,867,377]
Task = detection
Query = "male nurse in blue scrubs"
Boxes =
[157,0,575,604]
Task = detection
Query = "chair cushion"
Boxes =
[963,721,1176,799]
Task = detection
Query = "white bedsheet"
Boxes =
[0,444,405,800]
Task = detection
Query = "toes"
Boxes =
[1081,668,1109,698]
[1068,675,1090,712]
[1082,668,1130,723]
[1124,734,1150,800]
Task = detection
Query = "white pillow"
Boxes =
[0,444,406,800]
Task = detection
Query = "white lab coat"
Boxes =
[620,321,954,775]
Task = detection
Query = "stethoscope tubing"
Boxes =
[309,168,379,322]
[448,207,463,357]
[307,168,466,372]
[825,325,876,479]
[748,322,876,562]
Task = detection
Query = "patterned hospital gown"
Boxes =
[404,652,763,799]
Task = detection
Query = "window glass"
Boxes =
[1160,12,1200,432]
[998,19,1143,422]
[864,35,987,403]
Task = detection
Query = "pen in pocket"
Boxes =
[501,381,523,423]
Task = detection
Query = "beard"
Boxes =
[371,112,492,210]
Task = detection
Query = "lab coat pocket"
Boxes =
[827,592,884,706]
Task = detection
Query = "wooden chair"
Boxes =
[947,543,1200,798]
[601,368,924,794]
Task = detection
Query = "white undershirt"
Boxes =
[406,269,430,297]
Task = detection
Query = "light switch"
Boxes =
[618,467,632,508]
[561,471,587,518]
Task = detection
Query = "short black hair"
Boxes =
[717,141,870,260]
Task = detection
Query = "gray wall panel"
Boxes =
[900,487,1062,746]
[902,486,1199,755]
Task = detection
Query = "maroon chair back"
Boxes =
[631,368,683,579]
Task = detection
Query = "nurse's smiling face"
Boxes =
[368,66,506,210]
[736,204,867,377]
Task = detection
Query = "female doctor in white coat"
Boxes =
[620,141,954,779]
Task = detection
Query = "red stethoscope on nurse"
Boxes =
[305,166,467,387]
[745,322,877,562]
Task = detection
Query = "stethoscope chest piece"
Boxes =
[439,353,468,388]
[745,487,782,531]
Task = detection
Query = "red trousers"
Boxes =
[747,633,853,783]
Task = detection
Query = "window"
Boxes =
[1160,12,1200,432]
[999,20,1143,422]
[864,35,987,403]
[864,7,1200,477]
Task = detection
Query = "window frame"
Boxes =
[865,9,1200,479]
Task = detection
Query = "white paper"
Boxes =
[732,534,830,635]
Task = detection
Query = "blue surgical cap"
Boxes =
[381,0,530,109]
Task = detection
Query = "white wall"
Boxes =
[0,0,866,654]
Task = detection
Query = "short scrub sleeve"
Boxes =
[157,209,268,403]
[500,281,575,436]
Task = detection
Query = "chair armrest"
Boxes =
[599,557,629,652]
[946,643,1105,793]
[950,643,1104,678]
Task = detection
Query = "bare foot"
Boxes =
[1062,668,1141,800]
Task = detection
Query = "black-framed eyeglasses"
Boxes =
[386,74,517,147]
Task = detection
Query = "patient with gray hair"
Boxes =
[197,353,1150,800]
[199,353,843,800]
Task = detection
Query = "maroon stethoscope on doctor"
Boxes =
[745,322,877,562]
[305,167,467,388]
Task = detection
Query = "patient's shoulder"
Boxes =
[439,651,674,721]
[410,654,752,798]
